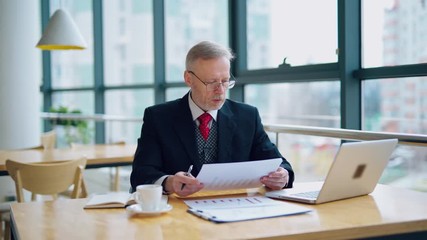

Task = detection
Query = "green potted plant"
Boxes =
[49,106,92,146]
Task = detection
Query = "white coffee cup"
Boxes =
[135,184,162,211]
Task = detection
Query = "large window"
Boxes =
[39,1,427,192]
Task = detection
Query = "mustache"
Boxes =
[212,95,224,101]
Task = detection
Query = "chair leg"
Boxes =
[0,215,3,240]
[4,220,10,240]
[80,180,88,198]
[1,213,10,240]
[112,167,120,192]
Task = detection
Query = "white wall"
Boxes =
[0,0,41,202]
[0,0,41,150]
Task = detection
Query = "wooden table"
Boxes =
[0,144,136,176]
[10,184,427,240]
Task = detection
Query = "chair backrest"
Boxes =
[5,158,87,202]
[41,130,56,150]
[70,142,87,149]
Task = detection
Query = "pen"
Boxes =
[181,165,193,190]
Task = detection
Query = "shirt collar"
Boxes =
[188,91,218,121]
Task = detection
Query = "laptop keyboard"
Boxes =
[291,191,320,199]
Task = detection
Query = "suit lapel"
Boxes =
[217,101,236,162]
[172,94,200,168]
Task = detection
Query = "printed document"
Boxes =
[185,196,312,223]
[196,158,282,190]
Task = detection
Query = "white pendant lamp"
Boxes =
[36,9,87,50]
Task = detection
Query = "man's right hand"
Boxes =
[164,172,204,197]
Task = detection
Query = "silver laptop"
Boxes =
[266,139,398,204]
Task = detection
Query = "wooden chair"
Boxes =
[40,130,56,150]
[0,131,57,240]
[5,158,87,202]
[110,141,126,192]
[20,130,57,150]
[1,158,86,239]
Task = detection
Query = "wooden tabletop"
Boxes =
[0,144,136,174]
[10,183,427,240]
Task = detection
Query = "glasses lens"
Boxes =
[228,80,235,89]
[207,83,218,91]
[207,82,233,91]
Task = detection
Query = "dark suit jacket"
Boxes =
[130,93,294,191]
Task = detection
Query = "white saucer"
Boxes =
[126,204,173,217]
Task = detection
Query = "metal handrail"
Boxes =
[40,112,143,122]
[264,124,427,147]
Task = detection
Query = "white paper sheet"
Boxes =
[184,196,312,223]
[196,158,282,190]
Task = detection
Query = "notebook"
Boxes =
[266,139,398,204]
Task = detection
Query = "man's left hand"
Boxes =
[260,167,289,190]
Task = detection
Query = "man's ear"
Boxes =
[184,71,192,87]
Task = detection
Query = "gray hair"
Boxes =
[185,41,235,70]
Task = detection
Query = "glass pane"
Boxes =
[166,87,189,101]
[50,0,94,88]
[245,82,340,127]
[51,91,95,147]
[362,77,427,134]
[51,91,94,115]
[247,0,337,70]
[105,89,154,144]
[379,144,427,192]
[164,0,229,82]
[103,0,154,85]
[362,0,427,67]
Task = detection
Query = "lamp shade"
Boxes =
[36,9,87,50]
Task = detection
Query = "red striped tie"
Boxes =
[198,113,212,141]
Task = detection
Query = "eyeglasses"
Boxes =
[188,71,236,91]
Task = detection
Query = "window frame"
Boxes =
[40,0,427,143]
